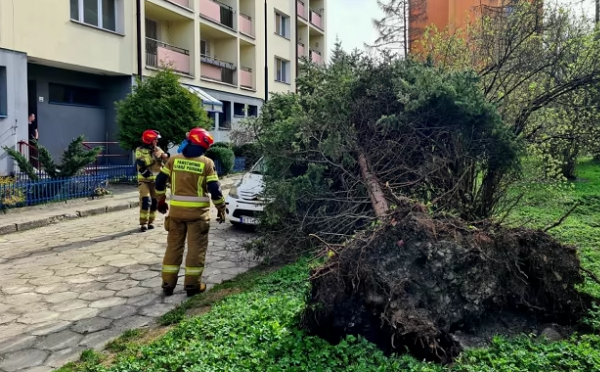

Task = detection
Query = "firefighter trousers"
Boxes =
[138,181,157,225]
[161,218,210,290]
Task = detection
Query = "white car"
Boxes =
[225,157,265,226]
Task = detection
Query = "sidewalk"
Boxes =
[0,174,242,236]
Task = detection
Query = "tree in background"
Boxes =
[388,0,600,180]
[116,69,212,151]
[369,0,428,56]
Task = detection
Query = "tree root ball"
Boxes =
[301,204,594,363]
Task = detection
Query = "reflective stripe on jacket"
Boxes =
[135,146,164,182]
[158,154,219,220]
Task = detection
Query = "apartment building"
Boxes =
[0,0,327,174]
[409,0,517,53]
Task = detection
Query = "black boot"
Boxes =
[147,224,155,230]
[162,286,174,296]
[185,283,206,297]
[140,225,147,232]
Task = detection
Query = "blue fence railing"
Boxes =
[0,174,109,209]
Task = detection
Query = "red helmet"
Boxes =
[142,130,161,144]
[188,128,214,149]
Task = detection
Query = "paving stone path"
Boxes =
[0,197,256,372]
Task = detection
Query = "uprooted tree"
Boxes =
[249,41,598,362]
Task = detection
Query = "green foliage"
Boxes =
[116,69,212,151]
[3,136,101,180]
[205,146,235,175]
[210,142,231,149]
[251,46,520,259]
[1,145,37,180]
[233,142,261,169]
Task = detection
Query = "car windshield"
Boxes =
[250,157,266,175]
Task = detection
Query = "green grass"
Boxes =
[60,160,600,372]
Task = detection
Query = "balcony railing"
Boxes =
[201,54,236,84]
[239,13,253,36]
[309,9,323,29]
[297,41,305,57]
[200,0,234,29]
[168,0,190,8]
[297,0,306,19]
[146,38,191,74]
[240,67,253,89]
[310,49,322,64]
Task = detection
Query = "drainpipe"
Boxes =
[264,0,268,102]
[136,0,143,79]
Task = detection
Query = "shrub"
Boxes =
[205,146,235,175]
[211,142,231,149]
[0,176,25,208]
[233,142,261,169]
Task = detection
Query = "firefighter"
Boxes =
[136,129,169,232]
[154,127,227,297]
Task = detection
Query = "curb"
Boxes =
[0,182,236,235]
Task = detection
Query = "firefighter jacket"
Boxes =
[135,145,165,182]
[155,154,225,220]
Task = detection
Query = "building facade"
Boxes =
[0,0,327,174]
[409,0,516,53]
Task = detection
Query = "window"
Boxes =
[248,105,258,117]
[275,12,290,38]
[49,83,101,107]
[275,58,290,83]
[201,40,210,56]
[70,0,117,32]
[0,67,7,116]
[234,103,245,117]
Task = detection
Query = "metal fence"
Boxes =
[0,174,109,209]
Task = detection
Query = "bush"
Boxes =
[0,176,25,208]
[205,146,235,175]
[116,68,212,151]
[233,143,261,169]
[211,142,231,149]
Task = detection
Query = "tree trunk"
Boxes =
[358,152,389,219]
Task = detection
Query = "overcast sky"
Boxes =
[327,0,596,55]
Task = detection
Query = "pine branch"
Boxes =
[1,146,39,181]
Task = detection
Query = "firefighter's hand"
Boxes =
[157,198,169,214]
[141,168,152,178]
[217,206,226,224]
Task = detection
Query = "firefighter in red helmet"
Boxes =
[154,127,226,297]
[135,129,169,232]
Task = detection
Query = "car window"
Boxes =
[250,157,266,175]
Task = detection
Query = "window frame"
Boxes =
[70,0,118,33]
[275,57,290,83]
[275,11,290,39]
[48,83,102,108]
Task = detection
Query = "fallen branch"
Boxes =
[543,203,580,232]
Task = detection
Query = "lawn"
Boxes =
[59,160,600,372]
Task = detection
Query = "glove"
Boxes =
[157,198,169,214]
[217,205,226,224]
[141,168,152,178]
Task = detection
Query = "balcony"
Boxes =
[146,38,191,74]
[309,9,323,29]
[310,49,322,64]
[297,42,305,57]
[168,0,190,8]
[239,13,253,37]
[297,0,306,19]
[201,55,236,85]
[240,67,253,89]
[199,0,234,29]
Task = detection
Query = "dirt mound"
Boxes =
[302,203,594,363]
